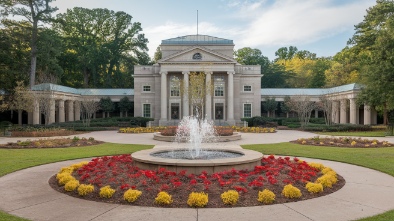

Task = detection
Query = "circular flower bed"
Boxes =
[292,136,393,148]
[50,154,344,208]
[0,137,103,149]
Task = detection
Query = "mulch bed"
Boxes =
[10,130,86,137]
[49,155,345,208]
[291,136,393,148]
[0,137,104,149]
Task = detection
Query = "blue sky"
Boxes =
[52,0,376,60]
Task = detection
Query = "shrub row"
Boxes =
[241,116,326,127]
[302,124,371,132]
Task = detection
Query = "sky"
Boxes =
[51,0,376,61]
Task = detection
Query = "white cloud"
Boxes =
[237,0,374,48]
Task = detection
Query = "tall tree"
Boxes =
[54,7,148,88]
[274,46,298,62]
[235,47,289,88]
[349,0,394,124]
[0,0,58,88]
[153,46,162,63]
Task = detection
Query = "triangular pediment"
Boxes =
[158,46,237,64]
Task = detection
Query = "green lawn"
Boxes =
[0,142,393,221]
[316,130,387,137]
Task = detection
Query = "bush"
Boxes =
[305,182,323,194]
[64,180,79,192]
[303,124,372,132]
[221,190,239,205]
[308,162,325,171]
[99,185,116,198]
[77,184,95,196]
[124,189,142,203]
[282,184,302,199]
[187,192,209,207]
[155,191,173,205]
[257,189,275,204]
[316,172,338,188]
[57,173,75,186]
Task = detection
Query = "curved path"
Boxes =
[0,131,394,221]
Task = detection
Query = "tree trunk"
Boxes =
[18,110,22,125]
[107,61,115,87]
[30,19,38,88]
[383,103,388,125]
[83,67,89,88]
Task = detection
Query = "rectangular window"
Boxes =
[214,76,225,97]
[143,104,151,118]
[170,85,180,97]
[243,103,252,118]
[214,84,224,96]
[243,85,252,92]
[143,85,151,92]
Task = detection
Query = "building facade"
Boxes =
[19,35,376,126]
[134,35,261,126]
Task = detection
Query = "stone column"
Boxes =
[28,112,33,125]
[340,99,348,124]
[182,71,189,118]
[74,101,81,121]
[205,72,212,120]
[49,98,56,124]
[364,104,371,125]
[33,99,40,125]
[159,71,168,125]
[67,101,74,122]
[349,98,358,124]
[314,109,318,118]
[331,101,340,124]
[227,71,235,124]
[58,100,65,123]
[371,107,378,125]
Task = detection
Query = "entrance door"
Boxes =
[171,103,180,120]
[215,103,224,120]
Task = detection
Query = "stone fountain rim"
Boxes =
[131,147,263,167]
[153,132,242,142]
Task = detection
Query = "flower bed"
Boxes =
[231,126,276,133]
[50,154,344,208]
[10,129,85,137]
[0,136,104,149]
[293,136,393,148]
[118,127,166,134]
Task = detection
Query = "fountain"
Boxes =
[132,115,263,174]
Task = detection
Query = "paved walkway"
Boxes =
[1,131,394,221]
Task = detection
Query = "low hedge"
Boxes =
[302,124,372,132]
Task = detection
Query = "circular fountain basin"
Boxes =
[153,132,242,142]
[131,147,263,174]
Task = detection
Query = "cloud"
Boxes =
[237,0,374,48]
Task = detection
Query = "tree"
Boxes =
[0,20,31,92]
[349,0,394,125]
[281,96,292,118]
[287,95,316,128]
[0,95,8,112]
[80,96,100,127]
[100,97,114,118]
[235,47,290,88]
[1,0,58,88]
[9,81,34,125]
[234,47,265,65]
[153,46,162,63]
[274,46,298,62]
[118,96,132,117]
[181,72,212,119]
[318,95,335,126]
[54,7,148,88]
[264,97,277,117]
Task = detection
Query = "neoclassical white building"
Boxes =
[22,35,376,126]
